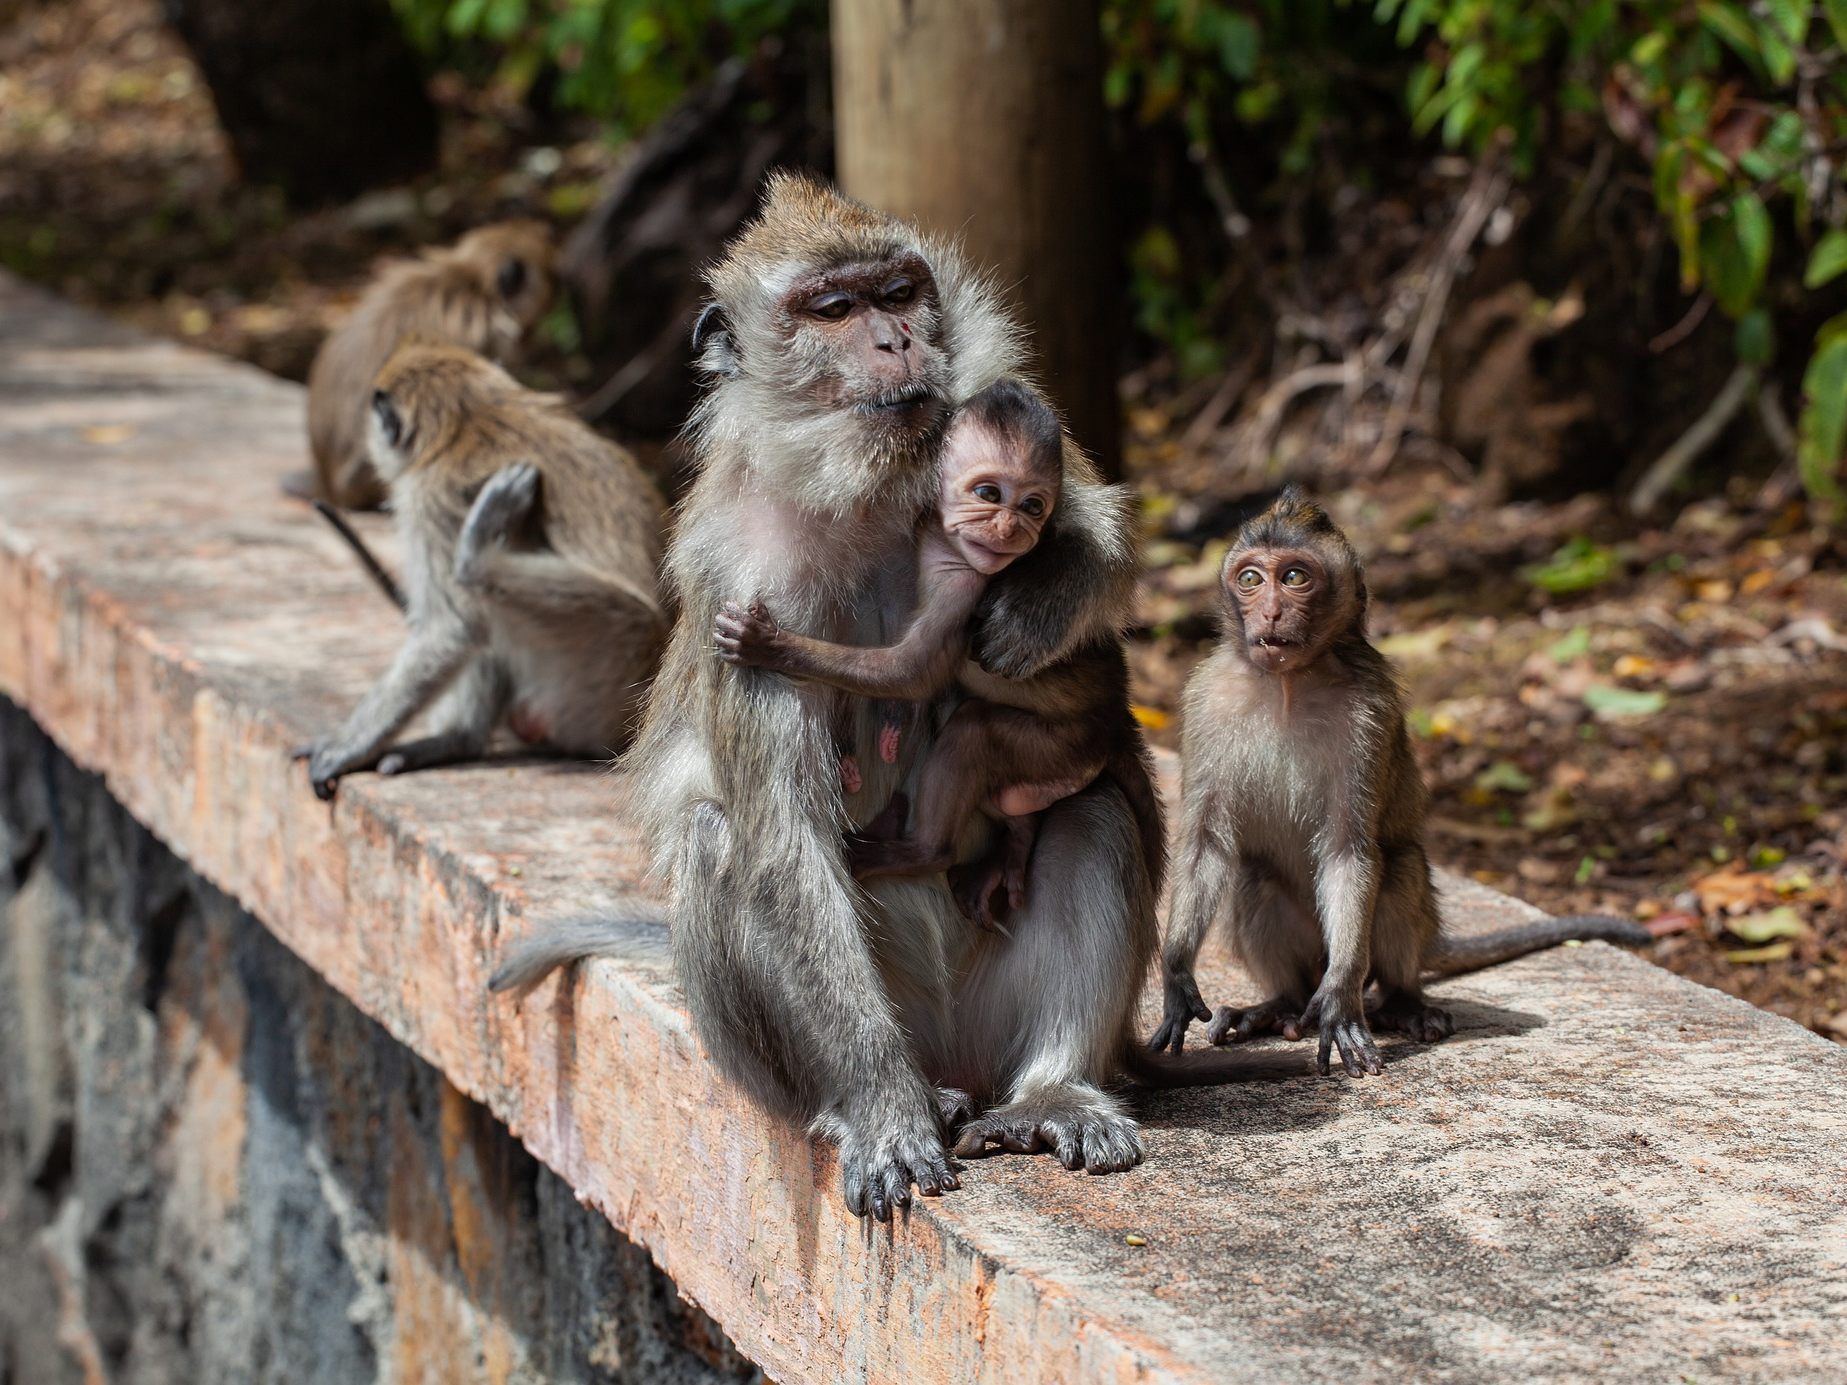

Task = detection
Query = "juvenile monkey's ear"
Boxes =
[691,302,741,378]
[496,258,528,299]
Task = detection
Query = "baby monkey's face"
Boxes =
[938,418,1060,576]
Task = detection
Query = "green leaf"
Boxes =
[1548,625,1592,663]
[1583,684,1668,720]
[1700,194,1773,318]
[1700,2,1763,70]
[1726,906,1808,943]
[1826,0,1847,50]
[1767,0,1810,44]
[1806,230,1847,288]
[1735,308,1774,366]
[1522,537,1619,595]
[1475,761,1536,795]
[1798,334,1847,502]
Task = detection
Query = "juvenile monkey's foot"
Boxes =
[455,462,540,583]
[951,1086,1144,1175]
[1204,997,1296,1047]
[835,1113,958,1223]
[1372,994,1454,1043]
[838,754,863,794]
[712,599,783,668]
[932,1086,978,1134]
[947,859,1012,934]
[1297,990,1385,1078]
[1149,968,1212,1054]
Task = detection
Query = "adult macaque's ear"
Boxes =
[691,302,741,378]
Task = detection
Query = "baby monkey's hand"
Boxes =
[714,599,787,669]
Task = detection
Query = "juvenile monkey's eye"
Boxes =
[372,390,402,447]
[496,257,527,299]
[1282,567,1310,587]
[806,292,853,320]
[1236,568,1263,590]
[1020,496,1045,518]
[882,278,915,306]
[974,483,1003,504]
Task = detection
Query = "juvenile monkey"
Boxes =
[300,343,665,798]
[712,377,1139,927]
[1151,488,1651,1077]
[303,220,555,510]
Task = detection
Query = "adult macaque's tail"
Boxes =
[311,499,406,611]
[487,907,669,1000]
[1424,914,1652,979]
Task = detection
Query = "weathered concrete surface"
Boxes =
[0,703,757,1385]
[1,272,1845,1383]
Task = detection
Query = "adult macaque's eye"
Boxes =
[1282,567,1310,587]
[807,292,853,320]
[1236,568,1263,590]
[974,483,1003,504]
[882,278,915,306]
[1021,496,1045,518]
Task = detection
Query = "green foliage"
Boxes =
[1522,536,1618,595]
[390,0,819,135]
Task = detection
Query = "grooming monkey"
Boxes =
[712,377,1153,928]
[491,174,1169,1221]
[1151,488,1651,1076]
[302,221,555,510]
[300,343,665,799]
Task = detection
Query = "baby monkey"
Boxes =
[714,378,1123,927]
[1152,488,1650,1076]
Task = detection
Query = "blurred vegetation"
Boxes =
[391,0,1847,503]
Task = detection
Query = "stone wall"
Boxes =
[0,700,757,1385]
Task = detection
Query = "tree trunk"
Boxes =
[164,0,438,206]
[831,0,1122,476]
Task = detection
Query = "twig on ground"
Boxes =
[1178,347,1260,454]
[1647,293,1713,355]
[1628,363,1757,515]
[1367,152,1512,474]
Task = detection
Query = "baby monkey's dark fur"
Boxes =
[1152,487,1651,1076]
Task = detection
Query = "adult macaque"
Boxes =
[712,377,1155,927]
[302,221,555,510]
[299,344,665,799]
[492,174,1166,1220]
[1151,488,1652,1076]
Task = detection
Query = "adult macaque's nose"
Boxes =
[872,313,910,353]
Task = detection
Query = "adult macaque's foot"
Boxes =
[1205,997,1296,1046]
[951,1085,1143,1174]
[837,1114,958,1222]
[1373,994,1454,1043]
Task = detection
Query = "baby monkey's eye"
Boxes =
[882,278,915,306]
[1281,567,1311,587]
[973,483,1003,504]
[1235,568,1263,590]
[1020,496,1045,518]
[806,292,853,320]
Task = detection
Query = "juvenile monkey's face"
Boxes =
[459,221,556,336]
[938,420,1058,575]
[1224,546,1334,673]
[778,251,951,438]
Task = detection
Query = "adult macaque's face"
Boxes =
[939,421,1058,576]
[779,252,950,434]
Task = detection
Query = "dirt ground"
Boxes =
[4,0,1844,1042]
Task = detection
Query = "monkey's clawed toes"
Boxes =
[1373,998,1454,1044]
[839,1122,959,1222]
[951,1101,1144,1176]
[1317,1018,1385,1078]
[932,1086,978,1133]
[1205,999,1293,1047]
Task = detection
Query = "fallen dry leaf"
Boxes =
[79,423,135,444]
[1725,941,1796,965]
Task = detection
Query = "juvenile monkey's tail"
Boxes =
[1118,1040,1249,1088]
[487,906,669,1001]
[1423,914,1652,978]
[311,500,406,611]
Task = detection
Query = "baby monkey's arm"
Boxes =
[714,563,986,702]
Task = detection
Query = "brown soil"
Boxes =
[4,0,1843,1043]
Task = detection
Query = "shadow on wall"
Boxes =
[0,698,758,1385]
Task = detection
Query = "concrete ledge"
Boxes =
[3,272,1845,1383]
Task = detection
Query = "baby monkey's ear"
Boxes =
[691,302,741,379]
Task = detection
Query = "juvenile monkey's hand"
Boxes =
[713,599,786,669]
[298,735,380,802]
[1149,965,1212,1054]
[455,462,541,585]
[1298,987,1384,1079]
